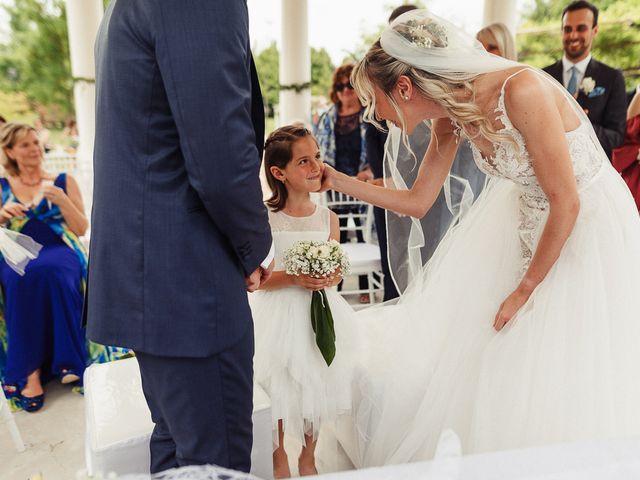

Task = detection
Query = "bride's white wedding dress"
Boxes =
[352,69,640,467]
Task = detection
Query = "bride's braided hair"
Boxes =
[263,124,315,212]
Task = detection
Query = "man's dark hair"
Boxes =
[389,4,418,23]
[562,1,599,27]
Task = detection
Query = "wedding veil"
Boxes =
[372,9,604,293]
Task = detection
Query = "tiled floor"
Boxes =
[1,382,86,480]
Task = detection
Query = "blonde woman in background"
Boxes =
[476,22,517,60]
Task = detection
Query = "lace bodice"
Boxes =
[268,205,331,271]
[467,69,605,270]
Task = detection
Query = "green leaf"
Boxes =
[310,289,336,366]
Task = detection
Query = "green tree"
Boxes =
[0,90,35,123]
[311,47,334,97]
[517,0,640,89]
[0,0,73,122]
[344,0,429,63]
[254,42,279,115]
[254,43,336,113]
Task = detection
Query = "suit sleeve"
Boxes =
[592,70,627,158]
[152,1,271,275]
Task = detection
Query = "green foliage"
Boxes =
[345,0,428,63]
[0,90,36,123]
[254,42,335,114]
[518,0,640,89]
[311,47,334,97]
[0,0,73,123]
[254,42,279,114]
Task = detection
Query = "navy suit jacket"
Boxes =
[543,58,626,159]
[86,0,272,357]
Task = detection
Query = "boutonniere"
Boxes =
[580,77,596,95]
[579,77,606,98]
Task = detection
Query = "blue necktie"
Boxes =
[567,66,578,95]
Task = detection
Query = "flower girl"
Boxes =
[249,125,357,478]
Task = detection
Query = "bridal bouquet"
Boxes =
[283,239,350,366]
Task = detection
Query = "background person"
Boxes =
[543,0,626,159]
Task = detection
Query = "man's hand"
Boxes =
[260,259,274,286]
[245,268,261,292]
[245,258,275,292]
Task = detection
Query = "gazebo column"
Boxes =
[279,0,311,126]
[65,0,103,210]
[482,0,518,35]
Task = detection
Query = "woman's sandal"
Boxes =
[61,369,80,384]
[2,383,19,400]
[20,393,45,413]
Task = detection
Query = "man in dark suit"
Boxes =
[543,0,626,160]
[87,0,273,473]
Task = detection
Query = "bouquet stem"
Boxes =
[310,289,336,366]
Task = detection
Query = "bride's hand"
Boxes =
[319,163,336,192]
[493,289,531,331]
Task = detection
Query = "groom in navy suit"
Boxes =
[543,1,626,160]
[87,0,273,473]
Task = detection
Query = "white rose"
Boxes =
[318,245,331,258]
[581,77,596,95]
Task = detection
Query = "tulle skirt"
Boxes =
[250,286,358,450]
[353,165,640,467]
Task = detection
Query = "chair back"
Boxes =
[325,191,374,243]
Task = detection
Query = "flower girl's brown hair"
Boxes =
[263,124,316,212]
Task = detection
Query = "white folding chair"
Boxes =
[0,382,25,452]
[326,191,384,308]
[43,151,78,175]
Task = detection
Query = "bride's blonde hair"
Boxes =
[351,40,513,147]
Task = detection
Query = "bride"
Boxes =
[320,10,640,467]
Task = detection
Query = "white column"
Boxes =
[279,0,311,127]
[482,0,518,35]
[65,0,103,208]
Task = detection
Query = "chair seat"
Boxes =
[84,357,273,478]
[342,242,381,274]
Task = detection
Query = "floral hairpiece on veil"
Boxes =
[394,18,449,49]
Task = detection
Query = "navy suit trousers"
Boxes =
[136,325,255,473]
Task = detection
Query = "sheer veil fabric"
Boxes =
[349,9,640,467]
[378,9,605,293]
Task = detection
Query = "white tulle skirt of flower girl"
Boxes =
[352,165,640,467]
[250,286,357,451]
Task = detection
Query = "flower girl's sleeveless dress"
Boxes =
[250,204,357,449]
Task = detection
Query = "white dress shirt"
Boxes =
[260,243,275,270]
[562,54,592,91]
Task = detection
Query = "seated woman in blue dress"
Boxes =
[0,122,125,413]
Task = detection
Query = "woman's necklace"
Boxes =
[18,175,42,187]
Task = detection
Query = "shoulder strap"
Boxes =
[0,177,11,204]
[499,68,534,97]
[54,173,67,191]
[320,205,331,235]
[496,68,538,130]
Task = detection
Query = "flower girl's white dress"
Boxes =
[249,204,357,449]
